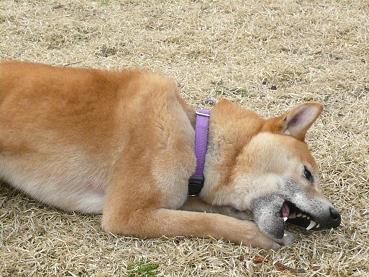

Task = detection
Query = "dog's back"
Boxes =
[0,61,193,213]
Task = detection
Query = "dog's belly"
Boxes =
[0,152,109,214]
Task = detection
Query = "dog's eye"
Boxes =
[303,166,314,183]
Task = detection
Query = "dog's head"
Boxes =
[204,101,341,240]
[245,131,341,240]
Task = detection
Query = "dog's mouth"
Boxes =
[252,194,340,240]
[280,200,322,231]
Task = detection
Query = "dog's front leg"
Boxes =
[103,208,281,249]
[101,178,280,249]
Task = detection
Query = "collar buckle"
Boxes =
[188,175,205,196]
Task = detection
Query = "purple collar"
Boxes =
[188,109,211,196]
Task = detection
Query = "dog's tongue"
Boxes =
[281,201,290,221]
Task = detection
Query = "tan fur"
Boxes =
[0,61,326,249]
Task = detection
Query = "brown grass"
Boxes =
[1,0,368,276]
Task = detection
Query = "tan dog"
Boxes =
[0,61,340,249]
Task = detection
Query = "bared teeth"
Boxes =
[283,217,288,222]
[296,213,302,217]
[316,224,320,228]
[306,220,316,230]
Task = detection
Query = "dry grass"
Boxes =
[1,0,369,276]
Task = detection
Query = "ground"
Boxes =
[0,0,368,276]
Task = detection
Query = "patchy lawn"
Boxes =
[1,0,368,275]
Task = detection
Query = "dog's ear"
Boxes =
[281,102,323,141]
[262,102,323,140]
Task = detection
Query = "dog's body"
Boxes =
[0,61,340,249]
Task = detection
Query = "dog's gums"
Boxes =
[282,200,321,230]
[282,201,321,229]
[282,201,321,230]
[282,200,341,231]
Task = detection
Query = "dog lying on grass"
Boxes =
[0,61,340,249]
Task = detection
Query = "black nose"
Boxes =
[329,207,341,227]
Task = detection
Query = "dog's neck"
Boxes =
[197,100,265,204]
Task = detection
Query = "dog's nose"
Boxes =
[329,207,341,227]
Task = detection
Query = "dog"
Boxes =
[0,61,341,249]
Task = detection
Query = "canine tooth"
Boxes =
[307,216,310,220]
[297,213,302,217]
[302,214,306,218]
[283,217,288,222]
[316,224,320,228]
[306,220,316,230]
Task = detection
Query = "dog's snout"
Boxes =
[329,207,341,227]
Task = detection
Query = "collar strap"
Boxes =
[188,109,211,196]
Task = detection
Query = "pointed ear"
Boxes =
[281,102,323,140]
